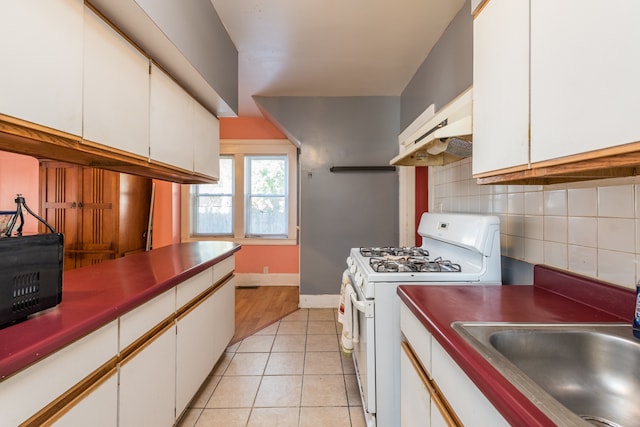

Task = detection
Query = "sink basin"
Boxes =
[452,322,640,427]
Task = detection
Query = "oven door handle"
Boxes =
[349,284,374,318]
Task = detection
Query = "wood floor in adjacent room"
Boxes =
[232,286,300,344]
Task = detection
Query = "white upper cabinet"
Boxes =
[472,0,530,176]
[473,0,640,180]
[0,0,83,136]
[150,64,195,172]
[530,0,640,163]
[150,64,219,179]
[191,97,220,178]
[83,6,150,158]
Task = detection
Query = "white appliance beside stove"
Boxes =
[343,212,501,427]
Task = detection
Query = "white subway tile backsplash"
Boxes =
[597,249,636,288]
[508,193,524,215]
[543,216,567,243]
[524,238,544,264]
[507,214,525,238]
[598,185,634,218]
[568,217,597,247]
[598,218,635,252]
[544,190,567,216]
[493,193,508,214]
[543,241,568,269]
[568,187,597,217]
[568,245,597,278]
[524,191,543,215]
[429,159,640,287]
[506,235,525,259]
[524,215,544,240]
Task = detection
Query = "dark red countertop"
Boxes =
[0,241,240,380]
[397,265,635,427]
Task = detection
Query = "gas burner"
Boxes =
[360,247,429,257]
[369,255,461,273]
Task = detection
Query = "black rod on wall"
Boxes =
[329,166,396,173]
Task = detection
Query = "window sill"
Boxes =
[182,236,298,246]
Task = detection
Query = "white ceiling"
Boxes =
[211,0,467,116]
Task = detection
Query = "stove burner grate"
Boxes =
[360,246,429,258]
[369,255,461,273]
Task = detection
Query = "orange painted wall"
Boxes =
[151,180,181,249]
[219,116,286,139]
[0,152,40,234]
[235,244,299,274]
[220,117,298,274]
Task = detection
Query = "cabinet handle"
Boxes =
[71,202,76,208]
[77,202,83,208]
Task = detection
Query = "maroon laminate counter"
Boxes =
[0,241,240,380]
[397,265,635,426]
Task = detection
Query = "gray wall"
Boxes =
[400,0,473,130]
[401,0,534,284]
[256,96,400,295]
[134,0,238,114]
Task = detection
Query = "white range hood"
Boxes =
[391,86,472,166]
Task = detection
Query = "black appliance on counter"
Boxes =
[0,195,63,327]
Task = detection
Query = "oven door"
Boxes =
[348,278,376,415]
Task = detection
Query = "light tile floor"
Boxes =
[177,308,366,427]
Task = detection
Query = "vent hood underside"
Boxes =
[391,86,472,167]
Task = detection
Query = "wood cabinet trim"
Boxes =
[176,273,234,319]
[475,142,640,185]
[401,341,462,427]
[18,358,118,427]
[0,115,215,184]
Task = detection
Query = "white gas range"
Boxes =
[343,212,501,427]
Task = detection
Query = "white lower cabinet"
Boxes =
[400,303,508,426]
[4,257,236,426]
[176,275,234,419]
[52,369,118,427]
[119,323,177,427]
[176,289,218,417]
[400,344,431,426]
[213,276,236,357]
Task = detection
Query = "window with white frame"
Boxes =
[192,156,234,235]
[245,155,288,237]
[184,139,298,244]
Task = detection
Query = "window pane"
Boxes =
[246,156,287,236]
[195,196,233,234]
[194,157,233,235]
[249,158,286,194]
[247,196,287,236]
[200,157,233,195]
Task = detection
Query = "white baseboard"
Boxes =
[298,294,340,309]
[234,273,299,287]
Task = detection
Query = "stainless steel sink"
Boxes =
[452,322,640,427]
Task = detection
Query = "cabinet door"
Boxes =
[76,168,119,268]
[176,291,217,417]
[0,0,83,136]
[83,6,150,158]
[400,344,431,426]
[52,369,118,427]
[192,99,220,179]
[40,163,119,270]
[472,0,530,176]
[431,339,508,426]
[150,64,194,172]
[213,277,235,357]
[41,162,81,270]
[530,0,640,163]
[119,323,177,427]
